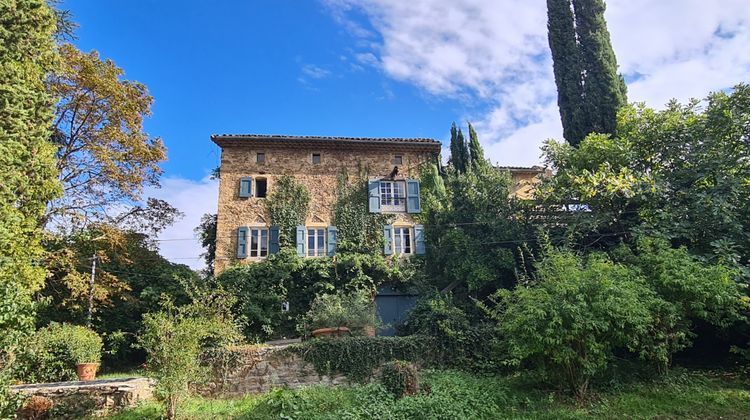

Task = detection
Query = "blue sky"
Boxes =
[62,0,750,268]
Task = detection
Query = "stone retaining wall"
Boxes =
[197,344,347,397]
[12,377,154,417]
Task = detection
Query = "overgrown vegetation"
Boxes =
[297,289,377,335]
[266,175,310,248]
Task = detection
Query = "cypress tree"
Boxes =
[449,122,470,174]
[457,128,469,173]
[467,122,486,169]
[547,0,627,146]
[572,0,627,136]
[547,0,587,145]
[0,0,61,350]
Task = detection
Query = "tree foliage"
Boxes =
[46,44,166,229]
[266,175,310,248]
[0,0,61,357]
[195,213,217,275]
[547,0,627,146]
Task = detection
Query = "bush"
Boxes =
[494,250,655,398]
[380,360,419,398]
[139,300,239,420]
[14,323,103,383]
[298,289,377,335]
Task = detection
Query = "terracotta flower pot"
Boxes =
[76,363,99,381]
[311,327,351,338]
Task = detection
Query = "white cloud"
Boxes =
[144,176,218,270]
[324,0,750,166]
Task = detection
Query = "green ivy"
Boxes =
[286,336,436,382]
[266,176,310,248]
[333,172,393,254]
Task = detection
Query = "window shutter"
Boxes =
[239,177,253,198]
[368,180,381,213]
[327,226,338,256]
[414,224,425,255]
[296,226,305,257]
[269,226,280,255]
[406,179,421,213]
[236,227,248,258]
[383,225,393,255]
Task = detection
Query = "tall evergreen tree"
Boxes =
[547,0,627,146]
[572,0,627,136]
[449,122,469,173]
[0,0,61,350]
[456,128,469,173]
[467,122,486,169]
[547,0,587,145]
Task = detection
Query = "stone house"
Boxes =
[211,134,441,275]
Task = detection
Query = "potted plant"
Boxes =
[300,289,378,338]
[68,327,104,381]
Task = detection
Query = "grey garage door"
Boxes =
[375,286,419,336]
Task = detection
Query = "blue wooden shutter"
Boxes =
[406,179,421,213]
[239,177,253,198]
[414,224,425,255]
[296,226,306,257]
[327,226,337,256]
[236,227,248,258]
[383,225,393,255]
[368,180,381,213]
[269,226,280,255]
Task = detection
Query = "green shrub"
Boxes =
[14,323,103,383]
[494,250,655,398]
[380,360,419,398]
[139,301,240,420]
[291,336,435,382]
[298,289,377,335]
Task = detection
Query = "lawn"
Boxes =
[108,368,750,419]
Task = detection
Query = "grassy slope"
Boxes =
[109,369,750,420]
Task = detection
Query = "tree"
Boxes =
[46,44,166,229]
[467,122,486,170]
[547,0,627,146]
[0,0,61,352]
[572,0,627,136]
[546,0,586,144]
[195,213,217,275]
[448,122,469,174]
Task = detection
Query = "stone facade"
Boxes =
[13,377,154,417]
[197,344,347,397]
[212,135,441,275]
[499,166,551,200]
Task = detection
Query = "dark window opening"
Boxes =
[312,153,321,164]
[256,178,268,198]
[257,152,265,163]
[394,155,403,165]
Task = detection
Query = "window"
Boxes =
[249,228,269,258]
[312,153,321,165]
[257,152,265,163]
[307,228,326,257]
[380,180,406,211]
[255,177,267,198]
[393,155,403,165]
[394,227,412,255]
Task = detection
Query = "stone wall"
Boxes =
[13,377,154,418]
[197,344,346,397]
[215,144,436,274]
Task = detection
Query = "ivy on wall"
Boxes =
[265,175,310,248]
[333,171,394,254]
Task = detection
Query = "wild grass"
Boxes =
[108,368,750,419]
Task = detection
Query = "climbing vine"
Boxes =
[333,171,393,254]
[265,176,310,248]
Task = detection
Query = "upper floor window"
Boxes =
[255,177,267,198]
[393,155,403,165]
[312,153,321,165]
[380,181,406,212]
[257,152,265,163]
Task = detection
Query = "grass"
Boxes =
[108,368,750,419]
[97,368,145,380]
